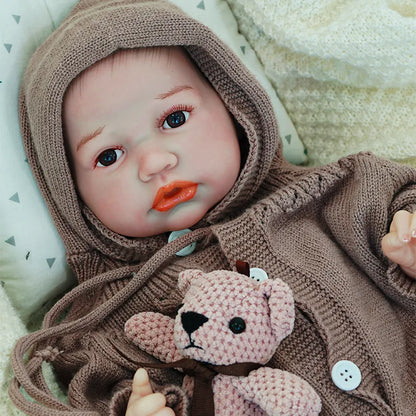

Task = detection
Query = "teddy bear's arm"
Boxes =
[125,312,183,363]
[231,367,321,416]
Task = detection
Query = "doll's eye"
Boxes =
[96,148,123,167]
[162,111,190,129]
[228,317,246,334]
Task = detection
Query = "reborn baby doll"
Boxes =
[9,1,416,416]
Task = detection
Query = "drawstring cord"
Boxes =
[10,227,212,415]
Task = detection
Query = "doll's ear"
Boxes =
[263,279,295,344]
[178,269,205,294]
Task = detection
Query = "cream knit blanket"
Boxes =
[0,287,26,416]
[226,0,416,167]
[0,287,65,415]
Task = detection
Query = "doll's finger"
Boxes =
[153,407,176,416]
[390,210,412,242]
[410,211,416,240]
[127,392,166,416]
[381,232,416,271]
[131,368,153,397]
[382,232,406,257]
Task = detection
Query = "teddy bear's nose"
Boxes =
[181,311,208,335]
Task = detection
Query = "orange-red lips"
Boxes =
[152,181,198,212]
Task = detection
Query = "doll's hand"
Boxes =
[126,369,175,416]
[381,210,416,279]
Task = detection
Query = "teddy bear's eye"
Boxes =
[228,317,246,334]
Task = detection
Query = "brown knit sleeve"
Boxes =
[108,380,190,416]
[109,383,131,416]
[380,165,416,309]
[326,153,416,311]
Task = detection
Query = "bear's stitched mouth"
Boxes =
[184,336,203,350]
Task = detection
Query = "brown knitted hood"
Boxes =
[19,0,280,268]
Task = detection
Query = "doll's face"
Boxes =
[64,47,241,237]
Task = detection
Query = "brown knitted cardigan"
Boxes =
[9,0,416,415]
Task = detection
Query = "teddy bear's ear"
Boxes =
[262,279,296,344]
[178,269,205,293]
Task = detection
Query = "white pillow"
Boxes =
[0,0,77,323]
[0,0,305,321]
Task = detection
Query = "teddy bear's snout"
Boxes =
[181,311,208,335]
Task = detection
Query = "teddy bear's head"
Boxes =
[174,269,295,366]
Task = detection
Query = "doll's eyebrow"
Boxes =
[75,86,192,150]
[156,85,193,100]
[77,126,105,151]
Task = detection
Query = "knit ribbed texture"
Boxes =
[9,0,416,415]
[226,0,416,168]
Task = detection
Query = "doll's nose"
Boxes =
[181,311,208,335]
[138,149,178,182]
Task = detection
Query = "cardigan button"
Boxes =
[249,267,269,282]
[168,229,196,256]
[331,360,362,391]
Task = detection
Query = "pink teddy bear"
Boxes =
[125,266,321,416]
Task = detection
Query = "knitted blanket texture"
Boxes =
[226,0,416,167]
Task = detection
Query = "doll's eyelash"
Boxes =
[156,104,194,128]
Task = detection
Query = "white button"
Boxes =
[168,229,196,257]
[331,360,362,391]
[249,267,268,282]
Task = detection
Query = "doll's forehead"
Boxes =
[64,46,200,98]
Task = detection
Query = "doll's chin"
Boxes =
[119,202,208,238]
[165,202,208,229]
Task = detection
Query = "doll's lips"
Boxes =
[152,181,198,212]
